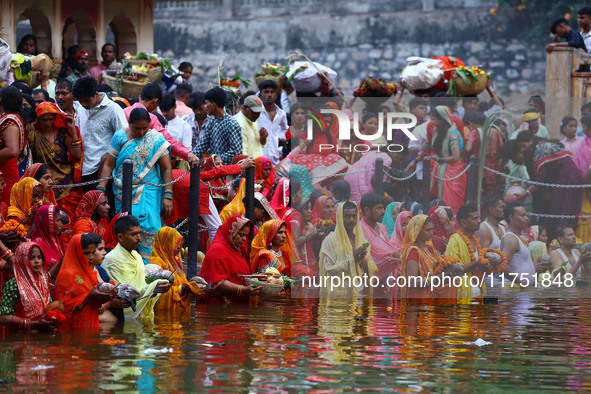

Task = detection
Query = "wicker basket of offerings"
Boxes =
[103,74,145,99]
[245,277,284,297]
[449,66,489,96]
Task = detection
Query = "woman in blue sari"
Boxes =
[98,108,173,259]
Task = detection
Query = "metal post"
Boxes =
[121,159,133,214]
[422,157,431,210]
[187,165,201,279]
[245,167,255,221]
[466,155,477,203]
[245,166,255,257]
[374,157,384,196]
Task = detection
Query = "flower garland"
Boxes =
[0,219,27,238]
[482,247,508,274]
[457,229,489,267]
[433,255,461,276]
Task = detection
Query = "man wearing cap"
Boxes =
[234,94,268,157]
[66,49,90,84]
[514,111,549,139]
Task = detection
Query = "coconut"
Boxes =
[158,269,175,285]
[98,282,116,294]
[117,284,141,301]
[144,264,162,278]
[448,262,464,276]
[538,254,552,266]
[190,276,208,290]
[580,243,591,253]
[485,251,502,268]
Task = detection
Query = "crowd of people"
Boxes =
[2,9,591,332]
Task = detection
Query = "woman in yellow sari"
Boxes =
[220,179,246,223]
[0,177,44,237]
[150,227,204,312]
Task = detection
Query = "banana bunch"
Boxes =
[132,64,151,73]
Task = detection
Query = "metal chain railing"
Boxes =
[52,175,114,189]
[309,168,373,180]
[385,168,419,182]
[200,180,232,190]
[483,166,591,189]
[134,170,190,188]
[527,212,591,219]
[431,162,473,181]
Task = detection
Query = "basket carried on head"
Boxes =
[452,74,488,96]
[245,277,284,297]
[103,74,145,99]
[255,75,281,86]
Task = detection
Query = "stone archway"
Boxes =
[108,13,137,58]
[62,10,97,59]
[18,5,52,55]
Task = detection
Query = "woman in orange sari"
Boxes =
[55,233,114,330]
[254,156,275,197]
[250,219,292,275]
[71,191,110,237]
[28,102,83,219]
[150,227,204,312]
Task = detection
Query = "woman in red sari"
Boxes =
[55,234,114,330]
[0,242,56,331]
[254,156,275,197]
[250,219,292,275]
[310,195,336,225]
[103,213,128,252]
[28,102,84,219]
[428,205,455,255]
[30,205,65,270]
[0,87,28,205]
[199,215,261,303]
[71,191,110,237]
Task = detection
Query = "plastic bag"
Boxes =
[400,57,443,91]
[287,61,337,93]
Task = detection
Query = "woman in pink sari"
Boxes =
[391,211,413,255]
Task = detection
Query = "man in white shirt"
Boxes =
[257,80,288,166]
[159,94,192,150]
[234,95,268,158]
[72,76,128,189]
[578,8,591,54]
[183,92,210,149]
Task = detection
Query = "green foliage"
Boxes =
[494,0,586,45]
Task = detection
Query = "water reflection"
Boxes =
[1,289,591,391]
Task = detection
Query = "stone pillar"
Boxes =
[422,0,434,11]
[137,0,154,53]
[51,0,62,60]
[96,0,106,64]
[545,47,573,138]
[221,0,233,20]
[0,0,15,49]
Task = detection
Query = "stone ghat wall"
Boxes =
[153,0,545,96]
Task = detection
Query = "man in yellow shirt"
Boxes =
[234,95,268,157]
